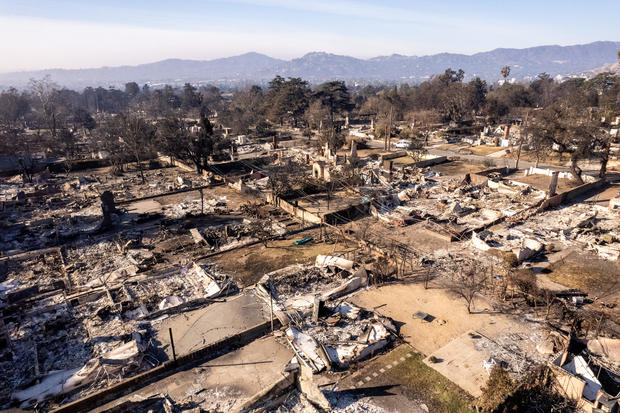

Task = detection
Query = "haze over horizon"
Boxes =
[1,0,619,73]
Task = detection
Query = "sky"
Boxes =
[0,0,618,73]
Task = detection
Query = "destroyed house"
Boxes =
[551,350,620,413]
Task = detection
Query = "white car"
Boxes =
[394,140,412,149]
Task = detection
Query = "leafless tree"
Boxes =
[450,264,488,313]
[247,218,277,248]
[540,289,556,320]
[29,76,61,137]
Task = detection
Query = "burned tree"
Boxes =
[247,218,278,248]
[29,76,62,137]
[116,113,156,183]
[450,264,488,313]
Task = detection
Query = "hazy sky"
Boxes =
[0,0,618,73]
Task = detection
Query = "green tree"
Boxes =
[437,68,465,85]
[467,77,487,112]
[220,85,264,134]
[265,76,310,127]
[124,82,140,99]
[313,81,352,150]
[529,72,554,107]
[181,83,202,114]
[526,103,606,183]
[199,85,223,117]
[147,85,181,117]
[72,108,96,133]
[156,112,224,174]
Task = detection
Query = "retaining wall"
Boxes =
[539,179,606,210]
[266,194,323,224]
[413,156,448,168]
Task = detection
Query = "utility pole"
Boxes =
[269,278,274,332]
[169,328,177,363]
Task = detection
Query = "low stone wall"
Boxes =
[525,166,597,183]
[539,179,606,210]
[414,156,447,168]
[379,151,408,163]
[266,194,323,224]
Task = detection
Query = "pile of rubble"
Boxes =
[0,240,237,408]
[488,202,620,261]
[0,166,212,252]
[255,255,396,374]
[370,169,544,232]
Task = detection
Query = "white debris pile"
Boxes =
[123,262,236,315]
[500,203,620,261]
[473,331,547,380]
[256,257,394,373]
[290,310,396,371]
[13,335,145,408]
[0,298,92,407]
[471,229,545,263]
[371,173,545,230]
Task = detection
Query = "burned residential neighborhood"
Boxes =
[1,3,620,412]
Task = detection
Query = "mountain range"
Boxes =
[1,41,619,89]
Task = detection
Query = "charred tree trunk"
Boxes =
[599,139,611,179]
[569,155,584,185]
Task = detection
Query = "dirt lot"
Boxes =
[208,228,356,286]
[545,251,620,311]
[351,281,499,355]
[350,280,545,397]
[505,172,579,193]
[431,160,487,177]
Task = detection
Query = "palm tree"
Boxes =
[501,66,511,84]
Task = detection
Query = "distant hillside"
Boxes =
[583,62,620,75]
[1,41,619,89]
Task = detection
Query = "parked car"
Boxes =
[394,140,412,149]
